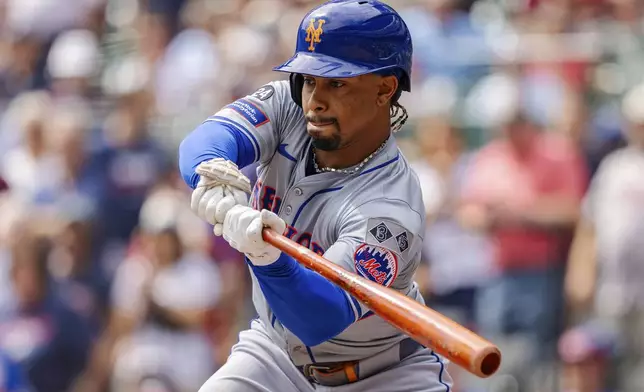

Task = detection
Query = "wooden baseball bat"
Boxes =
[262,228,502,378]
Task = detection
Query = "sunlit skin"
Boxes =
[503,116,540,159]
[627,122,644,150]
[301,73,398,170]
[11,238,49,310]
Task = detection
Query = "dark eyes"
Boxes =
[302,78,344,88]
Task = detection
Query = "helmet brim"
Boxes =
[273,52,399,79]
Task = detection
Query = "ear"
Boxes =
[376,75,398,107]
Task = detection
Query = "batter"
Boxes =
[179,1,453,390]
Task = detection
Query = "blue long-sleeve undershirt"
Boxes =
[178,119,256,189]
[250,253,356,347]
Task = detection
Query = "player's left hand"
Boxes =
[192,158,251,236]
[223,205,286,266]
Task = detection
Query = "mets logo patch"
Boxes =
[354,244,398,288]
[305,18,325,51]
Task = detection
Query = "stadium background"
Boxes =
[0,0,642,391]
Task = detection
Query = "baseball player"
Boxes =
[179,1,453,391]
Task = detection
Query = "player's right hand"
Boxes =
[223,205,286,266]
[191,158,252,236]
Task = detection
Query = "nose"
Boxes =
[305,84,328,114]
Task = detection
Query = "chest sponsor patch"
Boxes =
[354,244,398,288]
[226,99,269,127]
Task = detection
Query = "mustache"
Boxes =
[305,115,337,124]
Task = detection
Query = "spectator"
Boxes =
[458,101,587,385]
[0,230,91,392]
[0,91,61,205]
[563,82,644,392]
[76,189,222,392]
[412,116,493,328]
[48,209,110,339]
[0,34,45,100]
[412,116,495,391]
[399,0,489,86]
[45,101,105,204]
[45,29,100,102]
[94,91,168,275]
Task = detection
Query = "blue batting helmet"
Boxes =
[273,0,413,96]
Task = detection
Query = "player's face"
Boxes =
[301,74,396,151]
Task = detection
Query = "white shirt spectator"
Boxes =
[583,147,644,317]
[110,252,222,392]
[1,147,63,205]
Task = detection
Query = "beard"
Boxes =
[311,133,342,151]
[306,114,341,151]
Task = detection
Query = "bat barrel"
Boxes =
[365,280,502,379]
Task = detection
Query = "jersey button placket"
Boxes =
[282,186,304,217]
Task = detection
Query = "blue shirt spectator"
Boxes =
[0,234,91,392]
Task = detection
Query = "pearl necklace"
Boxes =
[313,138,389,175]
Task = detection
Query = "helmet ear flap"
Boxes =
[289,73,304,107]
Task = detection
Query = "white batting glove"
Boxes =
[222,205,286,266]
[190,158,251,236]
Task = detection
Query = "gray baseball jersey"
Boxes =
[208,80,427,365]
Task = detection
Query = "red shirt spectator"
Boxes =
[461,122,587,271]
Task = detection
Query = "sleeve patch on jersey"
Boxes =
[251,85,275,101]
[365,218,413,257]
[395,232,409,253]
[225,99,270,127]
[354,244,398,288]
[369,222,393,243]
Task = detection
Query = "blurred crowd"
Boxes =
[0,0,642,391]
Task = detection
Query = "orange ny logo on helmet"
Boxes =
[305,19,326,52]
